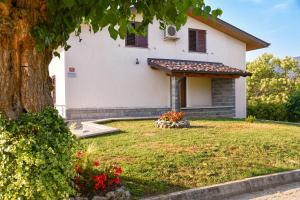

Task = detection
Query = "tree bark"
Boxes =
[0,0,53,119]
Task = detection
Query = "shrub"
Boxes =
[286,91,300,122]
[0,107,78,200]
[247,102,288,121]
[245,115,256,123]
[160,111,185,123]
[74,151,123,197]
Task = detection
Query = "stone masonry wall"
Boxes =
[212,78,235,107]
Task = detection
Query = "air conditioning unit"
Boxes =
[164,25,179,40]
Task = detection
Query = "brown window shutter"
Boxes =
[126,33,136,46]
[197,30,206,53]
[126,22,137,46]
[136,35,148,48]
[189,29,197,51]
[125,22,148,48]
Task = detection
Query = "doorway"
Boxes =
[180,77,187,108]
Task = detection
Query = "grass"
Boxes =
[81,119,300,199]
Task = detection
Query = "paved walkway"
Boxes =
[70,121,120,138]
[225,182,300,200]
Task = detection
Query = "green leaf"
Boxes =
[53,52,60,58]
[108,25,118,40]
[63,0,75,8]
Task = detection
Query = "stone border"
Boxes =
[143,169,300,200]
[93,116,159,124]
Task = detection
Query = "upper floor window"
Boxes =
[188,29,206,53]
[125,22,148,48]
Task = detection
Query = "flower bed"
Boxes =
[72,151,130,200]
[155,111,190,128]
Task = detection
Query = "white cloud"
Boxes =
[272,0,294,11]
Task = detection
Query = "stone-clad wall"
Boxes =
[183,106,235,118]
[66,108,170,120]
[170,77,181,111]
[212,79,235,107]
[67,106,235,120]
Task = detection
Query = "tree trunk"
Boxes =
[0,1,53,119]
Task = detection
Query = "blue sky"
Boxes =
[206,0,300,61]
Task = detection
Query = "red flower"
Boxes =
[75,175,81,183]
[114,177,121,184]
[109,179,114,186]
[75,164,82,174]
[114,166,122,176]
[109,177,121,186]
[93,174,107,191]
[79,184,85,190]
[75,151,84,158]
[94,160,100,167]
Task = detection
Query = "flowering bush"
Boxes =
[0,107,78,199]
[160,111,185,123]
[74,151,123,197]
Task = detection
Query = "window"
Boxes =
[188,29,206,53]
[125,22,148,48]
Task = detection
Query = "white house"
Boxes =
[49,13,269,120]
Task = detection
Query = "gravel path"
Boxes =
[225,182,300,200]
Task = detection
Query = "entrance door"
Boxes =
[180,77,187,108]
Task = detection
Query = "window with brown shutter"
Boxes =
[125,22,148,48]
[188,29,206,53]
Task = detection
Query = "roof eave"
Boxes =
[187,11,270,51]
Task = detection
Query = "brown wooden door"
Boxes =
[180,77,186,108]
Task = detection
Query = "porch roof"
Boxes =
[148,58,251,78]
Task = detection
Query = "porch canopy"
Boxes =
[148,58,251,112]
[148,58,251,78]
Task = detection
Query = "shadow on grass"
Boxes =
[189,118,244,122]
[122,165,297,199]
[257,119,300,127]
[189,125,213,129]
[122,175,189,199]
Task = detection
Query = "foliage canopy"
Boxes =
[0,0,222,52]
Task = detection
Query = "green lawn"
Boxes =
[81,119,300,199]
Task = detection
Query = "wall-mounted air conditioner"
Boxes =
[164,25,179,40]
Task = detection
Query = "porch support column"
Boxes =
[170,76,180,111]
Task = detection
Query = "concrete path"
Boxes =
[70,121,120,138]
[225,182,300,200]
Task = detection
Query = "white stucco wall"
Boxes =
[62,16,247,117]
[187,77,212,107]
[48,51,66,117]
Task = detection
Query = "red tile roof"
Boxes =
[148,58,251,77]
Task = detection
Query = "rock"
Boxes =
[73,186,130,200]
[105,191,115,199]
[92,196,108,200]
[155,119,190,129]
[74,197,88,200]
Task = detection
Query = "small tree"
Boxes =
[247,54,300,104]
[0,0,222,119]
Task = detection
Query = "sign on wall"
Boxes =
[67,67,77,78]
